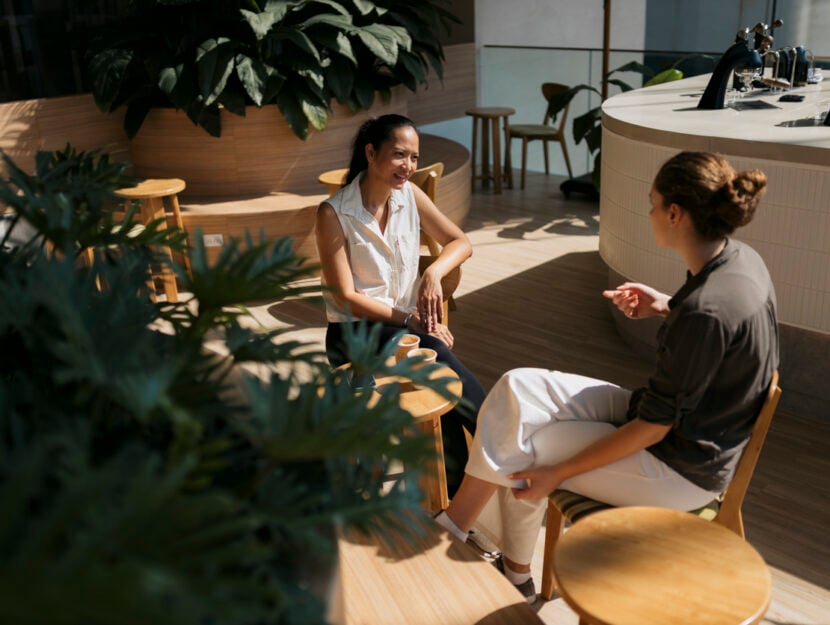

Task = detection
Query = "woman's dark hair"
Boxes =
[653,151,767,240]
[346,114,418,183]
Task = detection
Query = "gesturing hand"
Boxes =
[602,282,670,320]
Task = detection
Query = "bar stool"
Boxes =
[465,107,515,194]
[114,178,187,303]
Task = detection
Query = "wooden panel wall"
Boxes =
[0,94,129,178]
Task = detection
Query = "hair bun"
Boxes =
[717,169,767,229]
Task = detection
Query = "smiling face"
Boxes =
[365,126,420,189]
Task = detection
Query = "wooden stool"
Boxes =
[318,168,348,196]
[465,107,515,194]
[553,507,772,625]
[114,178,187,303]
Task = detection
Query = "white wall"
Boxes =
[475,0,646,50]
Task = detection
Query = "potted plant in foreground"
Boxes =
[0,146,456,624]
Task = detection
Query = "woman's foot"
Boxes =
[493,555,536,604]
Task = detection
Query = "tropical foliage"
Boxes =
[0,146,453,624]
[85,0,458,140]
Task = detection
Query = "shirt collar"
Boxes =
[669,238,736,310]
[338,173,406,220]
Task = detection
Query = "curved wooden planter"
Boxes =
[125,91,469,267]
[130,91,408,198]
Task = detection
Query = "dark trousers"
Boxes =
[326,321,486,498]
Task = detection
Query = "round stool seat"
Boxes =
[554,507,771,625]
[465,108,515,194]
[114,178,186,199]
[465,106,516,118]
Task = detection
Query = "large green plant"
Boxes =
[0,146,454,624]
[85,0,458,140]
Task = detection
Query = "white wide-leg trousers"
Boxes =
[466,368,719,565]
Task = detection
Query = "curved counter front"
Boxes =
[600,73,830,415]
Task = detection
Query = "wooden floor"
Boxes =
[244,170,830,624]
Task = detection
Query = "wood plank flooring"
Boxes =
[244,169,830,625]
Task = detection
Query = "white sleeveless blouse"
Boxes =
[321,174,421,323]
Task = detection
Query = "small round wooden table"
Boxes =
[465,106,515,194]
[370,364,462,512]
[553,506,772,625]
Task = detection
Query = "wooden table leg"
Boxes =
[470,116,478,191]
[491,117,503,194]
[503,115,514,189]
[481,119,491,188]
[418,416,448,513]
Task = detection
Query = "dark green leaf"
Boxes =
[195,38,237,107]
[240,8,284,40]
[88,49,134,112]
[123,98,153,140]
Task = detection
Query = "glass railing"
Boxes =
[424,47,721,179]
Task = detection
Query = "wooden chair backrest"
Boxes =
[714,369,782,537]
[410,162,445,257]
[541,82,571,133]
[409,162,459,325]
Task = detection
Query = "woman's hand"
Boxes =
[417,266,444,333]
[411,316,454,348]
[508,464,567,500]
[603,282,671,320]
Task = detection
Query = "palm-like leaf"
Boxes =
[1,145,440,624]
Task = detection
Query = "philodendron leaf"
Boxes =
[123,98,152,140]
[323,56,355,101]
[304,0,351,15]
[351,0,377,15]
[607,77,635,93]
[311,29,356,64]
[572,108,601,147]
[196,38,236,107]
[236,55,284,106]
[357,24,405,65]
[272,27,321,62]
[276,89,309,140]
[302,99,328,131]
[240,8,285,40]
[217,88,247,117]
[300,13,354,32]
[88,49,133,112]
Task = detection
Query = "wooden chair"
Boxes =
[408,162,461,324]
[508,83,574,190]
[540,370,782,601]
